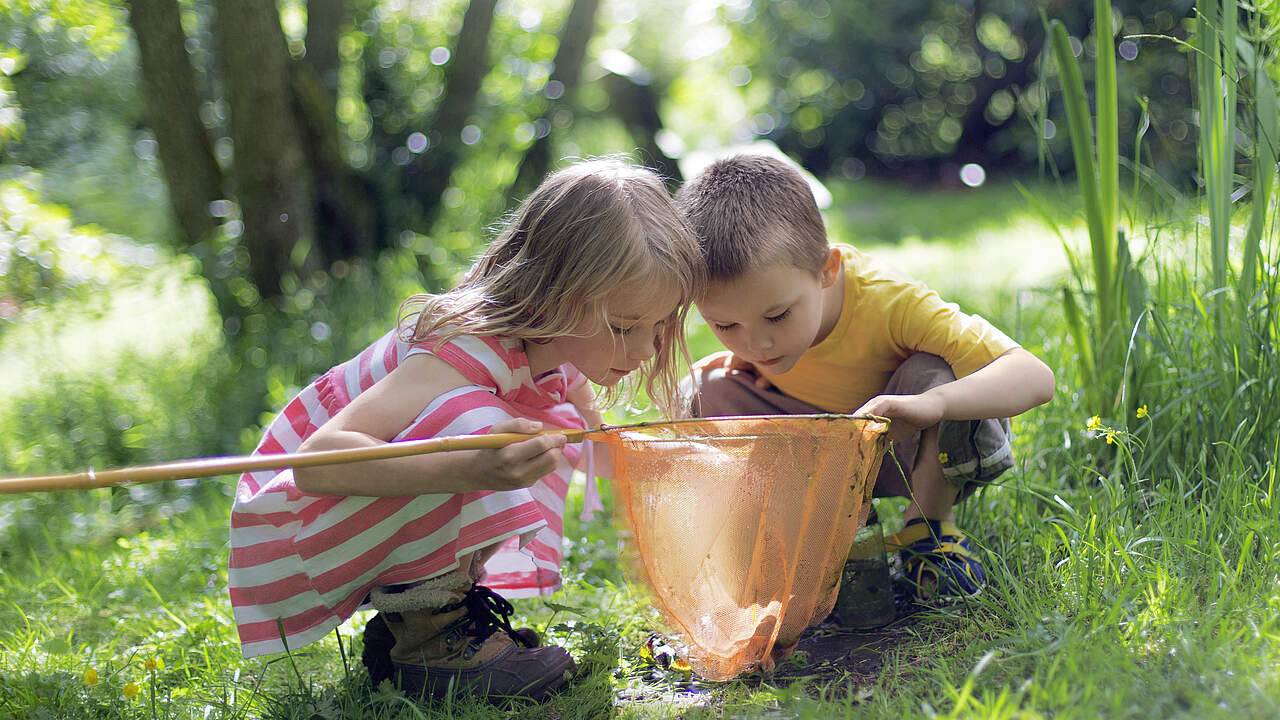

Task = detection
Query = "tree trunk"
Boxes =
[291,60,383,259]
[126,0,223,248]
[215,0,316,298]
[602,70,682,185]
[294,0,382,260]
[397,0,497,230]
[304,0,343,119]
[511,0,601,197]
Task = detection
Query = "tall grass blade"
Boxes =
[1095,0,1120,287]
[1196,0,1236,321]
[1241,58,1277,300]
[1062,285,1097,407]
[1050,20,1112,332]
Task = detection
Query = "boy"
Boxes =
[676,154,1054,599]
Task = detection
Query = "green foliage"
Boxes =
[1197,0,1239,320]
[1,3,1279,718]
[0,173,156,330]
[721,1,1201,187]
[0,52,23,147]
[1046,2,1145,418]
[4,175,1280,718]
[4,239,1279,719]
[1041,0,1280,488]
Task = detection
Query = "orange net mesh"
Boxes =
[596,414,890,681]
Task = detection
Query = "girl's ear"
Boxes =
[820,248,841,288]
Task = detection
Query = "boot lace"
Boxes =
[435,584,536,650]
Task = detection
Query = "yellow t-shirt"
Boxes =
[759,243,1020,413]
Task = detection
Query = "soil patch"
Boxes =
[772,612,922,683]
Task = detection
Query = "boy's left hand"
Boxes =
[693,350,773,390]
[855,393,945,444]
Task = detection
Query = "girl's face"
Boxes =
[530,277,681,387]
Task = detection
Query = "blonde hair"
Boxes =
[675,154,829,281]
[399,158,703,415]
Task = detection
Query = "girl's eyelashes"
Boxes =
[714,322,736,332]
[609,324,633,336]
[765,308,792,323]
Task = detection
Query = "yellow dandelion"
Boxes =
[83,668,99,686]
[122,682,140,699]
[1136,404,1149,419]
[1086,415,1102,432]
[144,656,163,672]
[938,452,949,464]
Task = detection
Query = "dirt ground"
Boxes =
[772,612,922,683]
[617,597,930,707]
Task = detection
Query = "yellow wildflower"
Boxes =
[145,656,163,672]
[1105,432,1116,445]
[123,682,140,699]
[1136,404,1149,419]
[83,668,99,686]
[938,452,949,464]
[1086,415,1102,432]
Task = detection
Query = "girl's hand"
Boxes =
[476,418,567,490]
[855,393,945,444]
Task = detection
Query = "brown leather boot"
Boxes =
[368,582,574,701]
[362,613,541,689]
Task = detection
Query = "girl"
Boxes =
[228,159,703,701]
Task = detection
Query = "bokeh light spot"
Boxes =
[960,163,986,187]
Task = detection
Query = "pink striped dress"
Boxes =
[228,329,587,658]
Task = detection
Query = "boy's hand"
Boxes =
[692,350,735,372]
[693,351,773,390]
[855,393,945,444]
[477,418,567,490]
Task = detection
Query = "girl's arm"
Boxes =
[856,347,1054,443]
[294,353,567,496]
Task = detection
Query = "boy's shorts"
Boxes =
[685,353,1013,502]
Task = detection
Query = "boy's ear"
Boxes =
[820,248,841,288]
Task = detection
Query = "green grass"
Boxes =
[2,179,1279,718]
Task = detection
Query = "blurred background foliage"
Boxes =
[0,0,1268,480]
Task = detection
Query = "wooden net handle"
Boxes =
[0,428,589,495]
[0,414,888,495]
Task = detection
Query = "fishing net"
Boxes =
[594,414,890,681]
[0,412,889,681]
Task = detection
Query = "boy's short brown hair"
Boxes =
[675,154,829,281]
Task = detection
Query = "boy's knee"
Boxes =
[938,416,1013,489]
[884,352,957,397]
[877,354,1015,500]
[683,367,762,417]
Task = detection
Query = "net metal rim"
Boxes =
[598,413,890,442]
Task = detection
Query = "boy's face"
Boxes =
[696,250,841,376]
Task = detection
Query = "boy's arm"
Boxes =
[295,353,567,496]
[856,347,1054,443]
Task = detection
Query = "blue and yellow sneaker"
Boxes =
[885,518,986,600]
